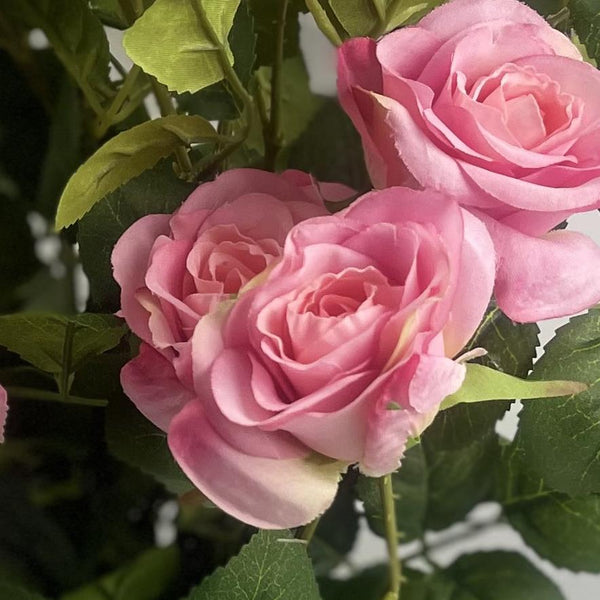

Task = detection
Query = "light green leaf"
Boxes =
[61,546,179,600]
[55,114,217,228]
[186,530,321,600]
[123,0,240,93]
[441,363,586,410]
[78,161,195,313]
[497,442,600,573]
[0,313,127,377]
[2,0,114,112]
[328,0,445,38]
[517,308,600,496]
[426,305,539,450]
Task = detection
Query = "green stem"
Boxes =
[297,517,320,544]
[95,65,143,137]
[264,0,289,171]
[305,0,343,46]
[6,386,107,408]
[150,77,194,176]
[379,474,401,600]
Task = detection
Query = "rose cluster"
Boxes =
[112,0,600,528]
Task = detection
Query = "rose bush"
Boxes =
[112,168,350,417]
[338,0,600,322]
[163,187,496,528]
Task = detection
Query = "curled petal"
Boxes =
[168,401,346,528]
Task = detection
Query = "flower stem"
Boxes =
[378,473,401,600]
[264,0,289,171]
[297,516,321,544]
[305,0,343,47]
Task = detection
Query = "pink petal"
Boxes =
[481,215,600,321]
[444,209,495,356]
[111,214,171,342]
[168,401,345,528]
[0,385,7,443]
[120,343,194,431]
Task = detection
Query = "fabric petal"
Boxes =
[0,385,7,443]
[121,343,194,431]
[444,209,495,356]
[168,401,345,528]
[482,215,600,321]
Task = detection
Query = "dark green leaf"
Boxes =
[249,0,303,67]
[105,387,192,495]
[358,432,498,541]
[0,197,39,311]
[55,114,216,228]
[2,0,114,111]
[89,0,156,29]
[123,0,241,93]
[497,441,600,572]
[0,583,47,600]
[445,551,565,599]
[61,546,179,600]
[318,564,388,600]
[570,1,600,63]
[78,161,196,312]
[518,308,600,496]
[0,313,126,377]
[35,75,82,219]
[256,56,325,148]
[310,473,359,575]
[287,98,371,191]
[425,306,538,450]
[186,529,321,600]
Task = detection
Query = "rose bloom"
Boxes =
[162,188,495,528]
[112,168,350,420]
[338,0,600,322]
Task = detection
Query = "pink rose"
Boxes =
[164,188,495,528]
[112,168,350,406]
[0,384,7,443]
[338,0,600,322]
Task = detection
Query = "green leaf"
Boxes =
[328,0,445,38]
[358,431,499,541]
[2,0,114,112]
[425,306,538,450]
[497,442,600,572]
[61,546,179,600]
[310,474,360,575]
[176,2,256,120]
[256,56,325,148]
[35,75,82,219]
[0,583,47,600]
[444,551,565,599]
[90,0,156,29]
[441,363,585,410]
[517,308,600,496]
[105,387,192,495]
[570,0,600,63]
[78,161,196,313]
[287,98,371,191]
[186,529,321,600]
[123,0,241,93]
[55,114,217,229]
[0,197,39,311]
[0,313,127,377]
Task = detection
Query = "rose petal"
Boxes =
[168,400,345,528]
[121,343,194,431]
[481,215,600,321]
[0,385,7,443]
